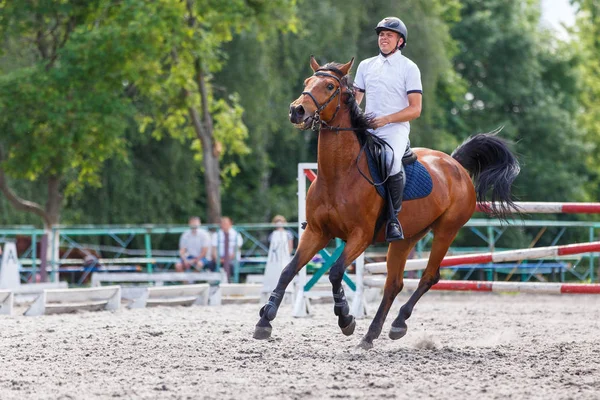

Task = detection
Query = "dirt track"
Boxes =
[1,292,599,399]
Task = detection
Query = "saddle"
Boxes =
[300,135,433,238]
[363,133,432,202]
[363,133,433,243]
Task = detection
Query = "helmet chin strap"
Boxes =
[379,39,401,57]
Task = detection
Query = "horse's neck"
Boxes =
[316,113,361,184]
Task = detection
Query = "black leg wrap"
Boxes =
[258,290,284,321]
[333,289,349,316]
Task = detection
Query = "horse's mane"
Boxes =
[319,62,376,146]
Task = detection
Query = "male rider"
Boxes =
[354,17,423,241]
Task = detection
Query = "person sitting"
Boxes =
[175,216,211,272]
[211,216,243,279]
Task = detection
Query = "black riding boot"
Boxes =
[385,170,405,242]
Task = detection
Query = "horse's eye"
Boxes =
[327,83,334,90]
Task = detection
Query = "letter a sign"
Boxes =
[0,243,21,289]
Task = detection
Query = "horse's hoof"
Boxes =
[340,317,356,336]
[389,325,407,340]
[357,338,373,350]
[253,325,272,340]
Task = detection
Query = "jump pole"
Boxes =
[477,202,600,214]
[365,241,600,274]
[362,278,600,294]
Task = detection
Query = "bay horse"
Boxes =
[254,57,519,349]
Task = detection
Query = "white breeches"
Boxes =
[370,123,410,175]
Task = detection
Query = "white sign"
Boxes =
[0,243,21,290]
[261,230,291,301]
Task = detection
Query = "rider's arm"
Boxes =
[353,61,366,106]
[376,93,422,125]
[354,90,365,105]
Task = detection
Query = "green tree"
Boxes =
[0,0,298,227]
[573,0,600,200]
[216,0,463,221]
[449,0,589,203]
[0,1,132,228]
[129,0,298,223]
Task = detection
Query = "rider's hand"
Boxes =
[372,115,390,129]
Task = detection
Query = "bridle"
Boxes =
[301,69,395,186]
[301,70,358,132]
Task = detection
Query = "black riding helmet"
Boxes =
[375,17,407,50]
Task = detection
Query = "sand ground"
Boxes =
[1,292,599,399]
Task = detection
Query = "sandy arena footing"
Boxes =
[1,292,599,399]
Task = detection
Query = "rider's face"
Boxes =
[378,30,401,54]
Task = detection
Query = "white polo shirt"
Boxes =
[354,50,422,134]
[212,228,243,259]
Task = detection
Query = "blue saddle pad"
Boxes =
[366,152,433,201]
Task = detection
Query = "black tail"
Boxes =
[451,129,520,219]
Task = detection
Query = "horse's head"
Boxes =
[289,56,354,130]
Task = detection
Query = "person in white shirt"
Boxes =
[267,215,294,256]
[175,216,211,272]
[211,216,243,279]
[353,17,423,242]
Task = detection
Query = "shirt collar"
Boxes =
[378,49,402,64]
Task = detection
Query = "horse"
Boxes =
[253,56,519,349]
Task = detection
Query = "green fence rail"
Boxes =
[1,218,599,284]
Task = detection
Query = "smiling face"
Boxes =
[378,30,402,54]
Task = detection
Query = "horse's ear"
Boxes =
[339,57,355,76]
[310,55,320,72]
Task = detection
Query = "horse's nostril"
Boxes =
[296,105,305,116]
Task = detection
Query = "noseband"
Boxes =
[301,70,351,131]
[301,69,393,185]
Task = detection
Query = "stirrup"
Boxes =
[386,220,404,242]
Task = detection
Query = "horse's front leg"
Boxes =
[253,227,330,340]
[358,239,415,349]
[328,236,370,336]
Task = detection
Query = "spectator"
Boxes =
[175,217,211,272]
[212,216,243,279]
[268,215,294,256]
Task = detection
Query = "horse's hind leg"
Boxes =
[389,229,458,340]
[254,227,330,340]
[328,236,370,336]
[358,239,416,349]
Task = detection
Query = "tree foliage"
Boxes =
[1,0,597,232]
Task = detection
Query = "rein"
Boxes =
[356,135,395,186]
[302,69,394,186]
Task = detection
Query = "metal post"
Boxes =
[50,227,57,283]
[215,229,221,272]
[590,227,595,283]
[39,234,48,283]
[144,233,153,273]
[234,257,240,284]
[31,232,37,282]
[486,225,495,281]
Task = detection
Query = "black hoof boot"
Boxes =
[253,323,273,340]
[340,316,356,336]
